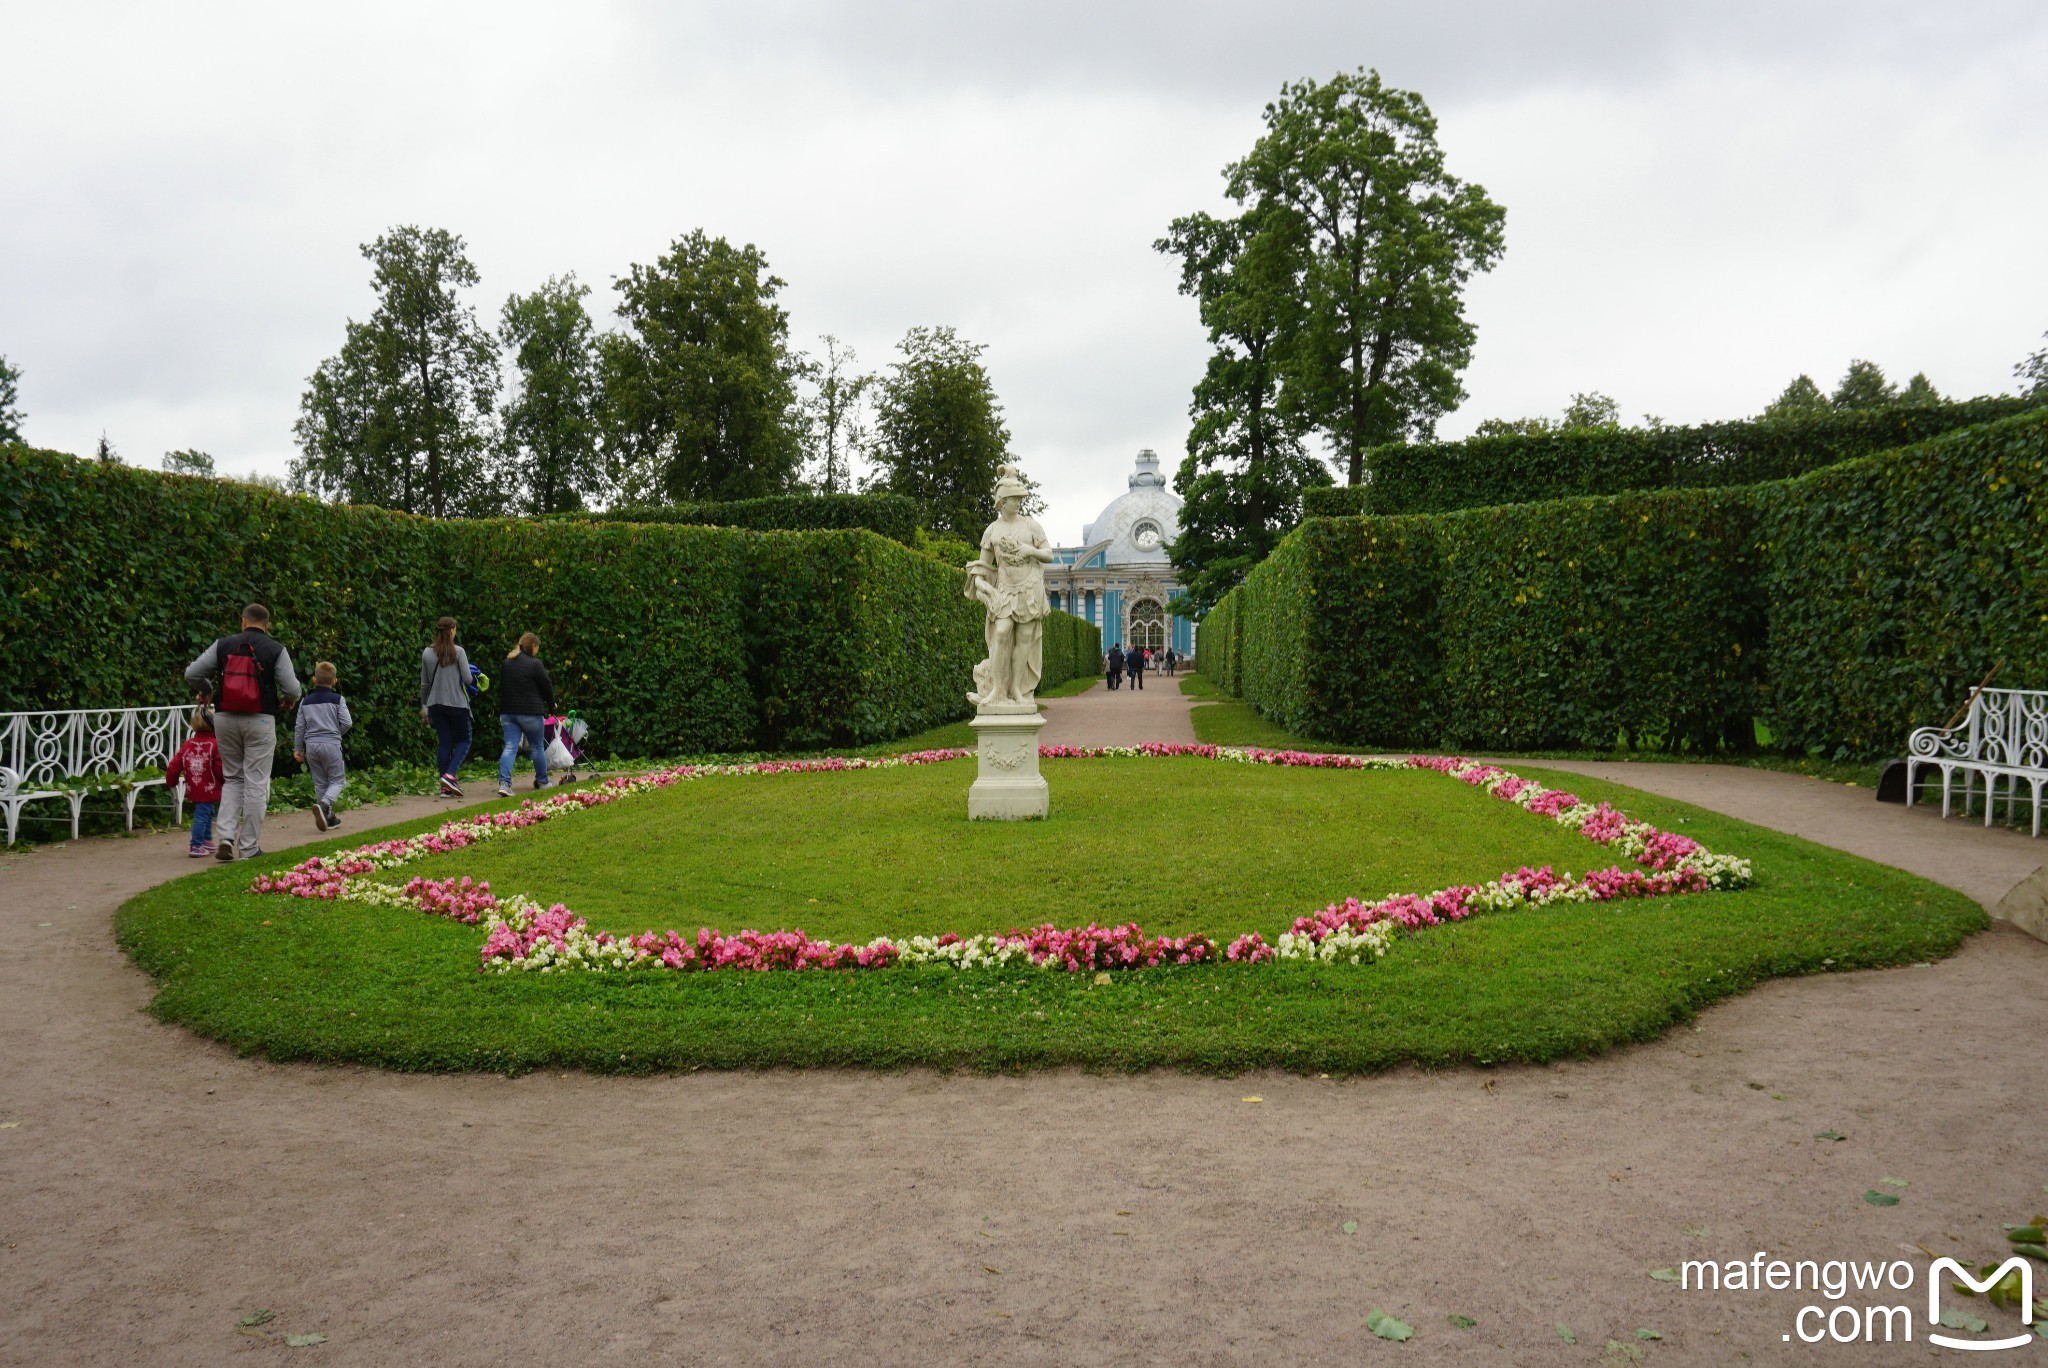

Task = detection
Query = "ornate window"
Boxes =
[1128,598,1166,652]
[1132,519,1164,551]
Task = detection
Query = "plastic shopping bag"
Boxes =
[545,736,576,771]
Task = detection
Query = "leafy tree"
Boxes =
[1831,358,1896,410]
[1472,391,1620,437]
[499,275,602,514]
[1155,206,1331,614]
[95,432,119,464]
[0,354,22,444]
[1560,391,1620,430]
[796,334,872,494]
[597,231,803,504]
[1898,371,1941,405]
[161,449,215,476]
[1762,374,1830,421]
[1471,415,1553,437]
[871,326,1013,539]
[1223,68,1507,485]
[292,226,503,518]
[2014,332,2047,400]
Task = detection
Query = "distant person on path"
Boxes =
[496,632,556,798]
[1106,643,1123,691]
[1125,643,1145,691]
[1165,647,1178,677]
[184,602,301,862]
[421,616,474,798]
[293,661,353,832]
[163,704,223,858]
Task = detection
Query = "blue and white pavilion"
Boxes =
[1047,449,1196,658]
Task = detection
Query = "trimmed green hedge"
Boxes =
[1304,400,2039,518]
[567,492,919,544]
[2,447,1105,762]
[1040,608,1104,695]
[1208,410,2048,758]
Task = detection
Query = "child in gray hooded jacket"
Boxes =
[293,661,354,831]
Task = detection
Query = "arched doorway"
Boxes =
[1127,598,1166,653]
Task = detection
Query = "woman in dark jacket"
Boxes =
[496,631,558,796]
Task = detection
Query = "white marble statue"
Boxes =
[964,465,1054,709]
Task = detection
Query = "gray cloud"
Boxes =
[3,1,2044,536]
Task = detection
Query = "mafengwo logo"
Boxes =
[1676,1252,2037,1349]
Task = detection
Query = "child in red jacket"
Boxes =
[166,706,225,857]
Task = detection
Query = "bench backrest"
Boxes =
[1965,688,2048,771]
[0,707,192,792]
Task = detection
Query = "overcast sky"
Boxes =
[5,1,2044,541]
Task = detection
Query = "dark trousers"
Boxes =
[1130,669,1144,690]
[1108,672,1121,690]
[428,704,472,778]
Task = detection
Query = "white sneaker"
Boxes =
[496,783,513,798]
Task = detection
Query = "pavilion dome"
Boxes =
[1078,449,1181,565]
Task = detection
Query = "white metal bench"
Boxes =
[0,707,192,846]
[1906,687,2048,837]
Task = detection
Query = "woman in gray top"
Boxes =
[420,615,473,797]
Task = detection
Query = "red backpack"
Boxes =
[219,641,264,714]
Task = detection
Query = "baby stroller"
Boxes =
[519,713,589,784]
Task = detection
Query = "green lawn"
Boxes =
[115,756,1983,1075]
[387,758,1605,941]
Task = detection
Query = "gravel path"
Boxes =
[3,757,2046,1364]
[1038,676,1197,747]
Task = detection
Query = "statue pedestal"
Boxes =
[968,704,1049,821]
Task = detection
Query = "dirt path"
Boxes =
[1038,675,1198,747]
[3,780,2047,1364]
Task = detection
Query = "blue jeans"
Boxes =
[499,714,549,787]
[428,704,472,778]
[189,801,217,847]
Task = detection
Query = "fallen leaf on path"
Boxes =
[1864,1190,1900,1207]
[1556,1322,1577,1344]
[1649,1267,1681,1282]
[1814,1130,1845,1142]
[1603,1340,1645,1363]
[1241,1096,1263,1104]
[1342,1221,1358,1235]
[284,1333,327,1347]
[982,1265,1001,1275]
[1636,1328,1663,1340]
[1446,1314,1477,1329]
[1365,1310,1412,1342]
[1939,1307,1989,1333]
[990,1310,1010,1317]
[236,1310,276,1327]
[1880,1177,1908,1189]
[0,1122,17,1129]
[1682,1225,1711,1238]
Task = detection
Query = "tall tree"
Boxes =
[1225,68,1506,485]
[2020,332,2048,401]
[1156,207,1330,615]
[796,334,872,494]
[0,354,22,443]
[1559,391,1620,430]
[871,326,1013,539]
[161,448,215,476]
[1762,374,1831,421]
[1898,371,1941,405]
[95,432,119,463]
[292,226,502,517]
[1830,358,1896,410]
[597,231,803,504]
[499,275,602,514]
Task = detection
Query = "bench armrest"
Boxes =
[1906,724,1973,760]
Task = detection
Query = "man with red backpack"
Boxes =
[184,603,302,863]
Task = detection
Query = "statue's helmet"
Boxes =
[992,464,1030,503]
